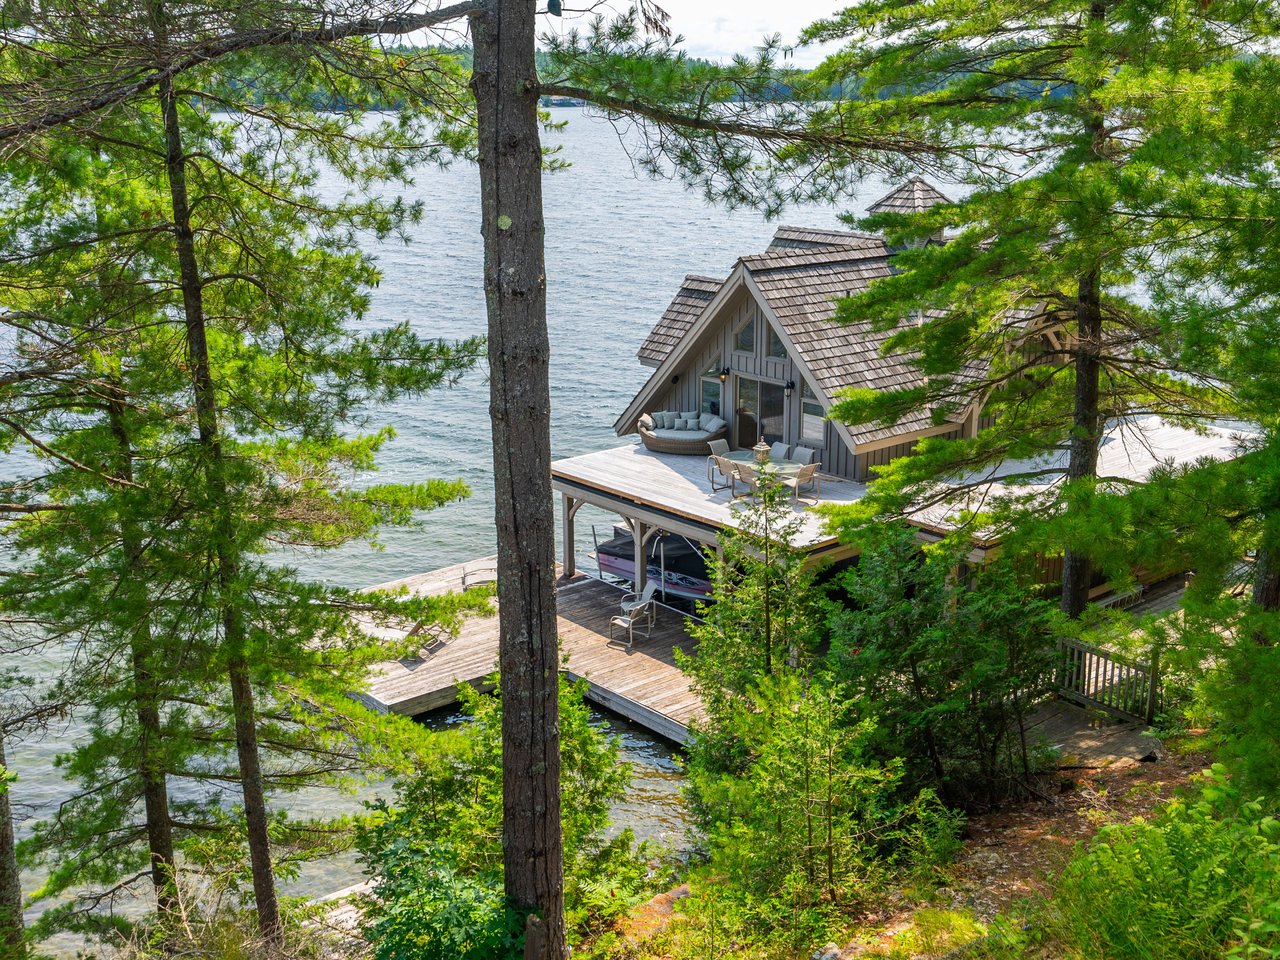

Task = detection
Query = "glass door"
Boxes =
[736,378,786,446]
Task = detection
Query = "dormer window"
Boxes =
[766,326,787,360]
[734,315,755,353]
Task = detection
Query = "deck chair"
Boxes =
[709,454,736,492]
[706,440,731,485]
[609,606,653,650]
[791,446,817,466]
[620,581,658,621]
[782,462,820,502]
[732,461,760,498]
[770,441,791,462]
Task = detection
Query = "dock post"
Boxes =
[633,520,647,592]
[561,493,577,579]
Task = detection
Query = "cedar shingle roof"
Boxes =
[636,274,721,366]
[768,225,884,253]
[866,176,952,216]
[630,207,977,446]
[742,245,945,445]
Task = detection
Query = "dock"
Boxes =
[356,559,704,745]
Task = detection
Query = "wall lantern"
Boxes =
[784,379,796,399]
[671,374,680,385]
[719,366,731,382]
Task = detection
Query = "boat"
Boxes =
[590,526,714,601]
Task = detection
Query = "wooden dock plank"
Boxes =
[358,574,704,744]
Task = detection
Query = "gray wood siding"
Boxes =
[632,287,876,481]
[854,427,963,481]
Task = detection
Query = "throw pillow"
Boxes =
[675,417,691,430]
[657,411,675,429]
[681,410,698,423]
[705,415,727,434]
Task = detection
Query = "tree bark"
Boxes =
[470,3,566,956]
[152,7,283,942]
[1060,268,1104,618]
[1254,544,1280,616]
[0,736,24,959]
[107,403,179,914]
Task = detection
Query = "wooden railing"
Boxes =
[1057,637,1159,724]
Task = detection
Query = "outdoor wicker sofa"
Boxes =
[637,411,729,456]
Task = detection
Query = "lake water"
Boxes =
[7,107,883,942]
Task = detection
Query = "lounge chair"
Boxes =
[782,462,820,502]
[791,446,817,466]
[709,454,736,492]
[770,441,791,462]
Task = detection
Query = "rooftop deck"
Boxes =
[356,562,703,744]
[913,418,1254,540]
[551,441,867,555]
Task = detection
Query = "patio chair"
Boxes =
[609,607,653,650]
[791,446,817,466]
[709,454,736,492]
[706,439,731,485]
[782,462,820,502]
[620,581,659,622]
[770,441,791,462]
[732,461,760,498]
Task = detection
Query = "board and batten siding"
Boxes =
[636,292,870,479]
[853,427,964,482]
[632,289,990,482]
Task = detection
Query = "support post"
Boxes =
[561,493,576,579]
[1145,644,1161,725]
[633,520,648,592]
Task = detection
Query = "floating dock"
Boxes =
[356,558,704,745]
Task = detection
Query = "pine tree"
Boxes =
[793,0,1269,614]
[0,15,488,944]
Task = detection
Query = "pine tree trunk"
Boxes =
[1060,268,1104,618]
[470,4,565,956]
[0,736,24,959]
[1254,545,1280,616]
[106,405,179,914]
[153,24,283,944]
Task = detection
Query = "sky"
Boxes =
[547,1,844,65]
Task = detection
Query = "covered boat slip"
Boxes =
[552,441,867,585]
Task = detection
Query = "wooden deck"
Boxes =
[356,569,703,744]
[1027,700,1162,767]
[552,442,867,550]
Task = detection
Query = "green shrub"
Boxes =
[827,526,1059,810]
[362,844,521,960]
[357,676,657,957]
[686,672,961,942]
[997,765,1280,960]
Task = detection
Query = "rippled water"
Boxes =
[8,108,873,942]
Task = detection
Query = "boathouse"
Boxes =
[551,178,1248,599]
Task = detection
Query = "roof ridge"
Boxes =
[772,224,881,241]
[742,244,888,270]
[866,177,952,216]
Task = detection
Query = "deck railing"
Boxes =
[1057,637,1159,724]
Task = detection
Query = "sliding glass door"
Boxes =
[736,378,786,446]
